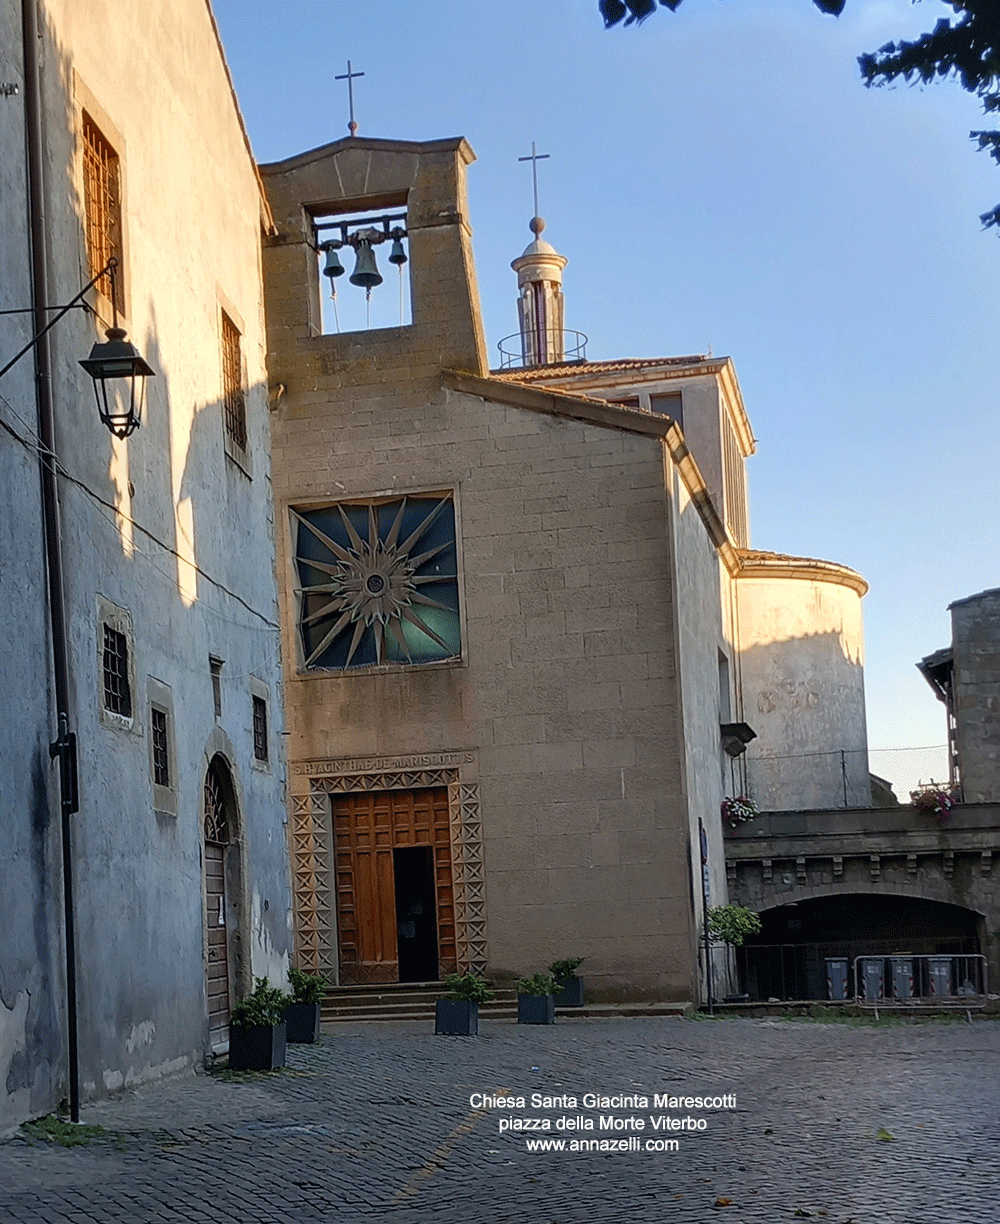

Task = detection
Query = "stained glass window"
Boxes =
[293,495,461,670]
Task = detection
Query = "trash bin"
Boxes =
[860,958,884,1001]
[890,956,914,1000]
[926,956,954,998]
[826,958,849,1000]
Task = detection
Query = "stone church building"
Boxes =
[261,135,868,1002]
[0,0,871,1135]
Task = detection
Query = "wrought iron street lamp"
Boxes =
[78,324,154,438]
[0,257,155,437]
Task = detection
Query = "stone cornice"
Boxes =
[259,135,474,177]
[445,369,676,438]
[737,549,868,597]
[724,802,1000,860]
[491,356,756,457]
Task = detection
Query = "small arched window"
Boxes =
[204,755,236,845]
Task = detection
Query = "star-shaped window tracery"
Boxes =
[293,496,461,670]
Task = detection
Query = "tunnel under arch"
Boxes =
[738,893,984,1002]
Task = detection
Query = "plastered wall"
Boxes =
[2,0,291,1125]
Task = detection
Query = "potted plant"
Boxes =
[549,957,585,1008]
[228,977,292,1071]
[910,785,956,822]
[705,904,761,1004]
[516,971,559,1025]
[284,967,326,1043]
[435,971,496,1035]
[721,795,759,830]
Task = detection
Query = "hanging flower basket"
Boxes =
[910,786,955,821]
[721,795,759,829]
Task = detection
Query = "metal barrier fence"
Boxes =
[736,940,981,1003]
[853,954,988,1018]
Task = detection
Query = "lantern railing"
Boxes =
[495,328,588,370]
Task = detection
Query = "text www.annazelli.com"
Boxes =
[525,1137,680,1153]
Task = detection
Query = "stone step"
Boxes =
[321,994,516,1012]
[322,1003,520,1022]
[320,981,517,1022]
[318,981,692,1024]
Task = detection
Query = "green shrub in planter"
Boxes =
[288,967,327,1004]
[516,971,558,1025]
[443,972,496,1003]
[229,977,292,1071]
[435,972,496,1035]
[549,958,585,1008]
[285,967,326,1043]
[549,958,583,982]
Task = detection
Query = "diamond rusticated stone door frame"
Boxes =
[289,752,486,984]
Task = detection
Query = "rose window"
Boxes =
[293,495,461,670]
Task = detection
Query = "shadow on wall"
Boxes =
[736,630,869,811]
[3,0,286,1122]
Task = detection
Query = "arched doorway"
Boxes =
[204,754,240,1050]
[739,893,983,1001]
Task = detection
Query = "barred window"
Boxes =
[82,114,124,314]
[151,707,170,786]
[252,695,268,762]
[102,624,132,718]
[221,312,247,453]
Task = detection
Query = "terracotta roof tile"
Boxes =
[490,355,713,380]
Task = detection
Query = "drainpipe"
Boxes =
[22,0,81,1123]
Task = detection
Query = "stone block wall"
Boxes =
[951,588,1000,802]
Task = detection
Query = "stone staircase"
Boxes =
[321,980,519,1023]
[320,981,692,1023]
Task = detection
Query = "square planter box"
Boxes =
[554,976,584,1008]
[284,1001,321,1043]
[228,1022,286,1071]
[517,994,556,1025]
[435,999,479,1035]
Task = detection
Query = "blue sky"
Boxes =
[213,0,999,778]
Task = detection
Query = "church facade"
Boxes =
[261,136,869,1002]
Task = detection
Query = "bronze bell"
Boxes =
[388,233,407,266]
[349,239,383,289]
[322,243,345,279]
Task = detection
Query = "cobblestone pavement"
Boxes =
[2,1015,998,1223]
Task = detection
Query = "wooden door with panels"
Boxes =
[333,787,456,984]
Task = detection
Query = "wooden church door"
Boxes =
[332,787,456,985]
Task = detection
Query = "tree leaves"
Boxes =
[859,2,1000,226]
[600,0,999,229]
[599,0,842,25]
[599,0,675,26]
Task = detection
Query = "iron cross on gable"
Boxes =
[336,59,364,136]
[518,140,550,220]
